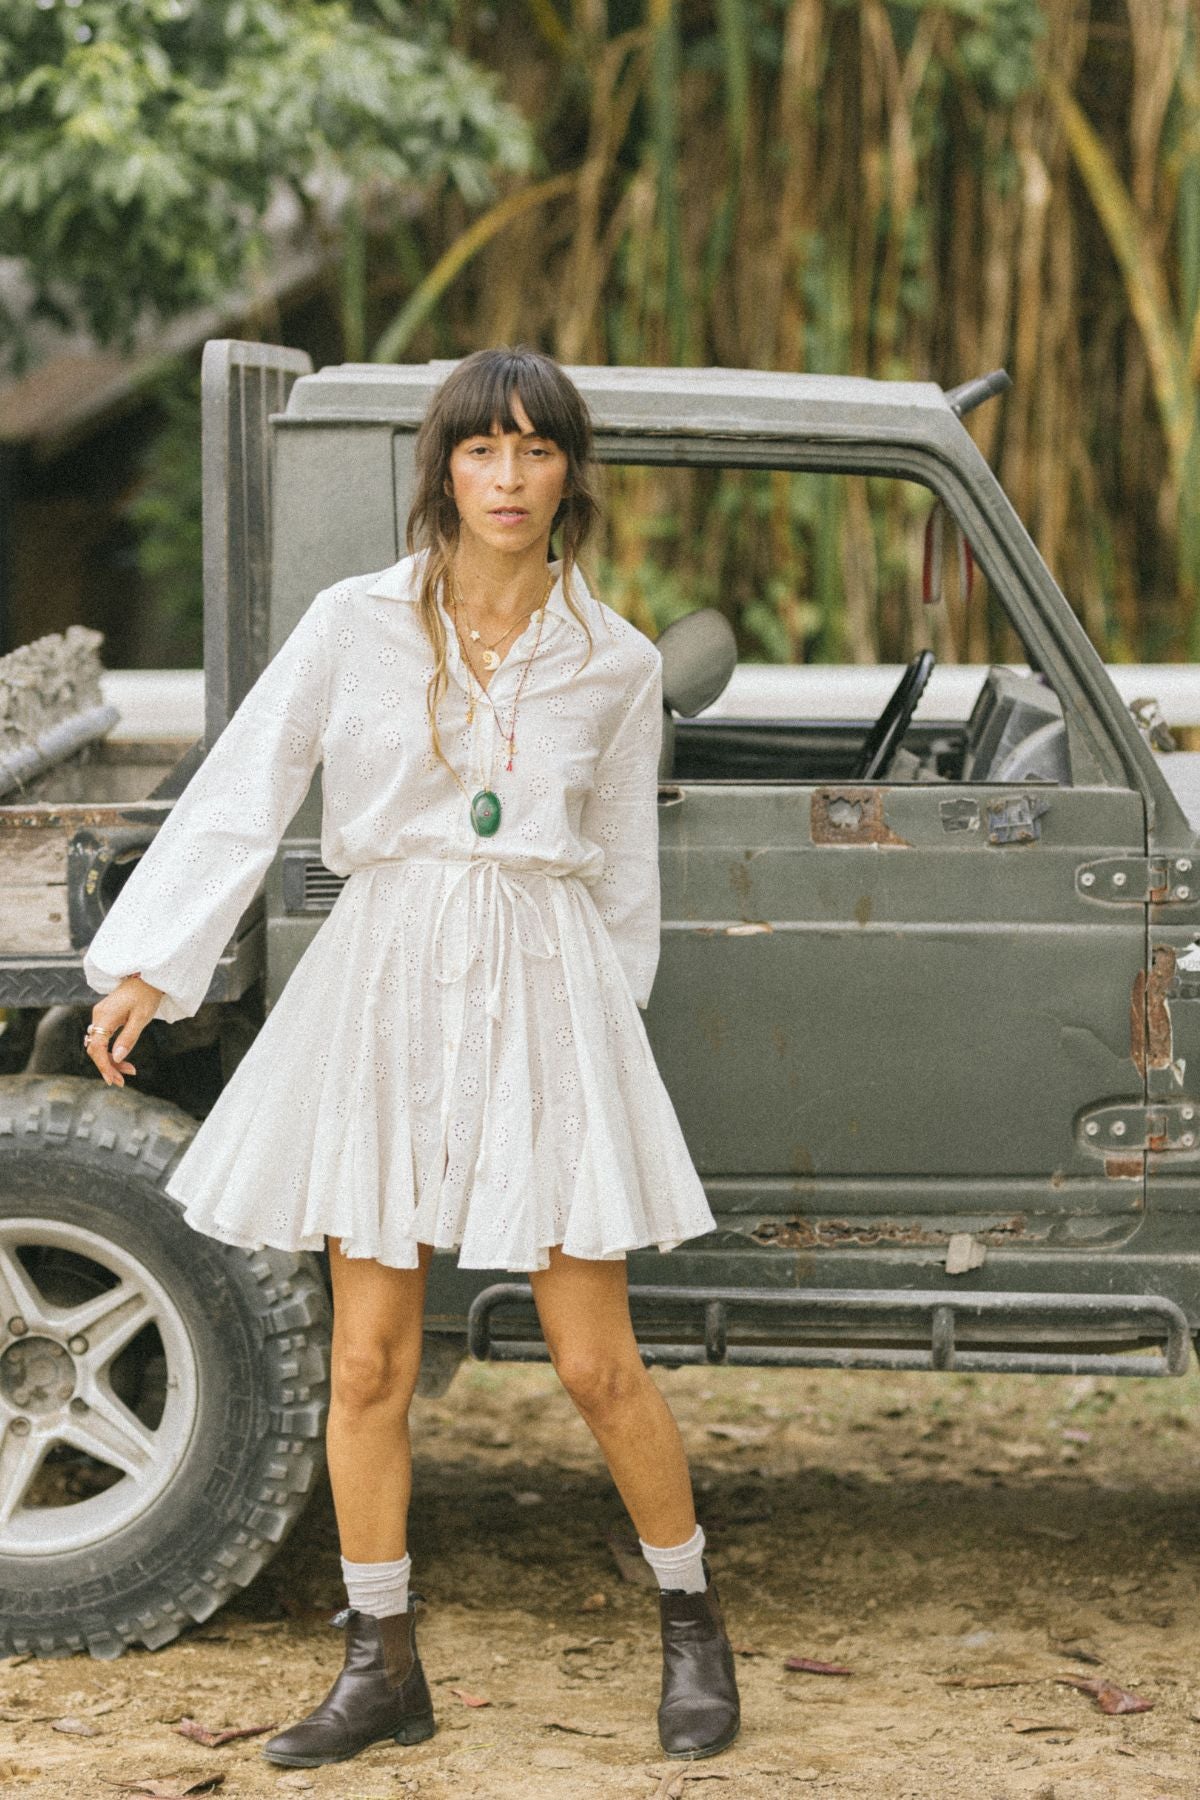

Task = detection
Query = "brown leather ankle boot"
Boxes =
[657,1556,741,1759]
[261,1604,436,1767]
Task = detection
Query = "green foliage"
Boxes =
[881,0,1044,103]
[953,0,1044,104]
[0,0,532,370]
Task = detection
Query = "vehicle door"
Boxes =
[643,467,1151,1255]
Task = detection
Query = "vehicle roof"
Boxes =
[283,361,956,441]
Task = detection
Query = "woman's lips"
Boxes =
[489,508,529,523]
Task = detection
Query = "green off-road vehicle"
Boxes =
[3,343,1198,1659]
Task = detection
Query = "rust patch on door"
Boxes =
[1131,945,1176,1078]
[750,1215,1030,1249]
[811,788,911,847]
[1104,1155,1144,1180]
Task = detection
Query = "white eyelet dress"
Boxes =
[81,550,718,1272]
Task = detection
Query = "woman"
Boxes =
[82,346,741,1767]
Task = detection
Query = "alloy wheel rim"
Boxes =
[0,1219,199,1556]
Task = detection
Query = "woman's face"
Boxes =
[445,391,569,558]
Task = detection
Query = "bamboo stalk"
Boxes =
[371,173,579,362]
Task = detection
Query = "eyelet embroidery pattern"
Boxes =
[81,551,717,1272]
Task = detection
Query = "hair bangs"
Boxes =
[436,350,587,459]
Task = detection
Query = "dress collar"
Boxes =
[364,548,593,640]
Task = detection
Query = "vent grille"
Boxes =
[281,849,348,914]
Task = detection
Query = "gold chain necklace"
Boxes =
[452,569,549,671]
[452,566,552,727]
[446,568,552,837]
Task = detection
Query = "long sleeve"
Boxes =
[579,649,664,1008]
[82,588,334,1023]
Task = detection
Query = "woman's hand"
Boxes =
[84,974,165,1086]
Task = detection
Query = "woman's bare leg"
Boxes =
[324,1237,434,1561]
[528,1244,697,1546]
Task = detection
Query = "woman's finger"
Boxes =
[85,1021,121,1085]
[110,1017,145,1064]
[87,1006,143,1086]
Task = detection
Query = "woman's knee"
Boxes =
[331,1336,419,1416]
[551,1345,646,1415]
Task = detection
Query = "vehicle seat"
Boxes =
[657,609,738,780]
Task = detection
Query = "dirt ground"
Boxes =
[4,1358,1200,1800]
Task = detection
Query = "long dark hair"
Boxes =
[405,346,601,774]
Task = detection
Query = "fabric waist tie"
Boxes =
[356,857,561,1185]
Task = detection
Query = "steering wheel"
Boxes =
[852,650,936,780]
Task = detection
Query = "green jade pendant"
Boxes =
[470,788,502,837]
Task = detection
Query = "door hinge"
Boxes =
[1075,855,1195,905]
[1078,1100,1200,1156]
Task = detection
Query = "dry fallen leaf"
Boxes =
[51,1717,100,1737]
[1007,1716,1075,1734]
[447,1687,491,1708]
[731,1642,767,1658]
[1057,1675,1153,1715]
[542,1717,620,1737]
[173,1718,276,1748]
[103,1777,226,1798]
[784,1655,853,1676]
[1049,1639,1103,1666]
[578,1592,608,1612]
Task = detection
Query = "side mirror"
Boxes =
[656,608,737,782]
[658,608,737,717]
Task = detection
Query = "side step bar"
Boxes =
[466,1285,1194,1379]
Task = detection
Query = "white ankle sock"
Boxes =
[340,1552,412,1619]
[638,1523,707,1593]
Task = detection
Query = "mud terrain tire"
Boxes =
[0,1075,331,1659]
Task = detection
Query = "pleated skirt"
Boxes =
[166,857,718,1271]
